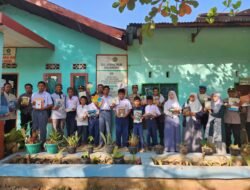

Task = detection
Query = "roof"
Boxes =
[128,9,250,29]
[0,0,127,50]
[0,12,54,49]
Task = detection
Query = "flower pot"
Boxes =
[67,146,77,154]
[154,145,164,154]
[113,156,124,164]
[45,143,58,154]
[105,145,114,154]
[87,146,94,154]
[128,146,138,154]
[202,147,214,156]
[230,148,241,156]
[82,157,91,164]
[25,142,41,154]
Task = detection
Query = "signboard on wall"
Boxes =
[3,48,16,64]
[96,54,128,96]
[239,77,250,85]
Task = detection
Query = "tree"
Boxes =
[112,0,242,28]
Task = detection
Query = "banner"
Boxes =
[96,55,128,96]
[3,48,16,64]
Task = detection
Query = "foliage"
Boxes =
[46,129,63,144]
[112,146,124,158]
[87,136,94,148]
[128,134,139,147]
[112,0,242,35]
[100,132,114,145]
[82,151,90,159]
[4,128,25,153]
[25,130,40,144]
[64,132,80,147]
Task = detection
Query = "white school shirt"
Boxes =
[100,95,112,110]
[76,104,88,126]
[51,93,66,119]
[114,98,132,115]
[145,104,161,116]
[31,91,53,109]
[153,94,165,104]
[88,103,99,115]
[66,96,79,112]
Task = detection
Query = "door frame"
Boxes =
[70,73,88,88]
[2,72,19,97]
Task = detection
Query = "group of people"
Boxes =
[1,81,250,153]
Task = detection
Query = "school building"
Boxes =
[0,0,250,106]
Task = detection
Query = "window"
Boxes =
[43,73,62,94]
[70,73,88,94]
[141,83,178,99]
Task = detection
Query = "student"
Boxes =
[204,93,225,153]
[197,85,210,131]
[98,85,114,147]
[88,98,100,146]
[66,87,79,137]
[163,91,181,152]
[114,88,132,147]
[144,96,161,147]
[224,88,241,151]
[17,83,33,134]
[78,85,91,103]
[92,84,104,97]
[76,96,88,145]
[31,81,53,144]
[131,96,145,152]
[183,93,203,152]
[51,84,66,136]
[152,87,165,146]
[2,83,17,133]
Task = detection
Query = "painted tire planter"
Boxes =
[25,143,41,154]
[128,146,138,154]
[113,156,124,164]
[67,146,77,154]
[45,144,58,154]
[105,145,115,154]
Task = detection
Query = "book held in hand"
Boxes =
[117,107,126,117]
[88,110,97,117]
[21,96,30,106]
[34,98,44,109]
[134,110,142,123]
[205,101,212,110]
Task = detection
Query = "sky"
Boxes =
[49,0,250,28]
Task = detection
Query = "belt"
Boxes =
[100,110,111,112]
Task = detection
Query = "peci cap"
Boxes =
[199,85,207,90]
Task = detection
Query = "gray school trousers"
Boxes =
[32,110,48,143]
[99,110,112,145]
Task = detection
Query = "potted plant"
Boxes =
[230,144,241,156]
[25,130,41,154]
[241,143,250,157]
[112,146,124,164]
[81,151,91,164]
[100,132,115,154]
[44,129,62,154]
[128,134,139,154]
[154,144,164,154]
[179,143,188,155]
[4,128,25,154]
[64,132,80,154]
[86,136,94,154]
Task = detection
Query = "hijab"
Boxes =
[211,92,223,114]
[164,91,180,110]
[186,93,202,113]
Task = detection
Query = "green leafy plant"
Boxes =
[87,136,94,148]
[47,129,63,144]
[128,134,139,147]
[112,146,124,159]
[64,132,80,148]
[25,130,40,144]
[4,128,25,153]
[100,132,114,145]
[82,151,90,159]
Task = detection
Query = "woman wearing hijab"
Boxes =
[164,91,181,152]
[183,93,203,152]
[205,93,224,144]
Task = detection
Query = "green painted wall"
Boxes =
[127,28,250,104]
[0,5,126,96]
[0,32,3,77]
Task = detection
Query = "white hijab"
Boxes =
[185,93,202,113]
[211,92,223,114]
[164,91,180,110]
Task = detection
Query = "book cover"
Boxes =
[134,110,142,123]
[88,110,97,117]
[21,96,30,106]
[117,107,126,117]
[205,101,212,110]
[35,98,44,109]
